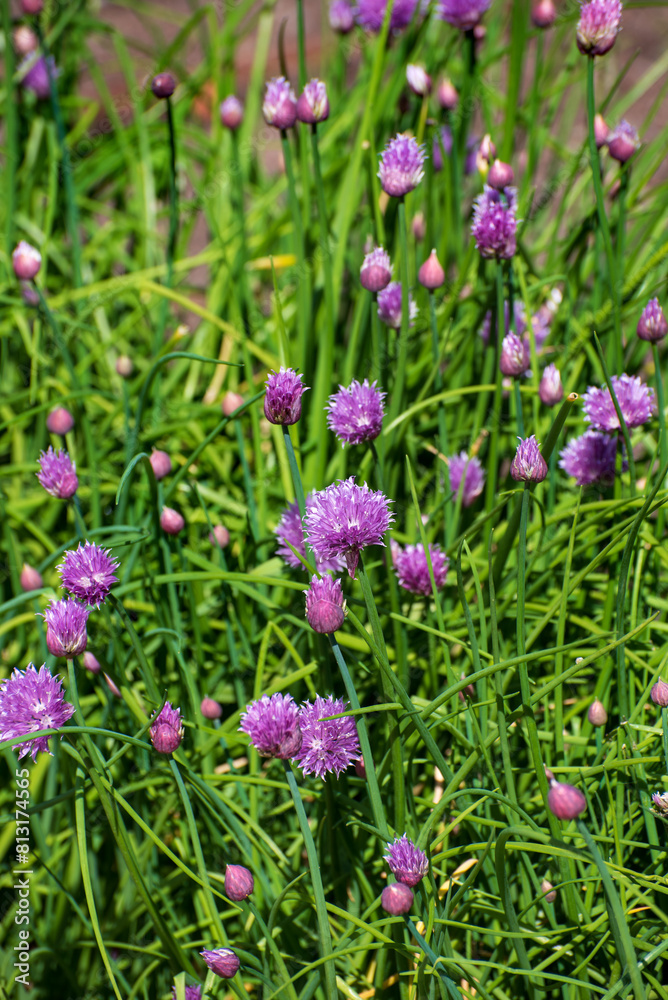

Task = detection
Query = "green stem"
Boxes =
[295,0,307,88]
[653,341,666,539]
[662,708,668,775]
[389,199,410,423]
[484,263,506,526]
[513,378,524,438]
[282,761,338,998]
[282,424,307,521]
[2,0,17,274]
[280,131,309,373]
[593,333,636,493]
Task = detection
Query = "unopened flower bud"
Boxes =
[209,524,230,548]
[104,673,121,697]
[541,878,557,903]
[418,249,445,291]
[406,64,431,96]
[587,699,608,726]
[500,332,529,377]
[412,211,426,241]
[488,159,515,190]
[161,506,185,535]
[296,79,329,124]
[594,113,609,148]
[532,0,556,26]
[13,25,38,56]
[437,78,458,110]
[637,298,667,343]
[116,355,134,378]
[83,651,101,674]
[12,240,41,281]
[150,702,184,754]
[547,779,587,820]
[262,76,297,130]
[46,407,74,436]
[264,367,307,425]
[381,882,414,915]
[222,391,244,416]
[476,133,496,176]
[225,864,254,901]
[201,697,222,719]
[361,247,392,292]
[511,435,548,483]
[21,0,43,13]
[607,120,639,164]
[539,363,564,406]
[151,72,176,99]
[355,758,367,779]
[220,95,243,130]
[150,449,172,480]
[305,575,345,634]
[329,0,355,32]
[200,948,240,979]
[651,680,668,707]
[20,563,43,591]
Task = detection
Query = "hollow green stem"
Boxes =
[280,131,309,372]
[282,761,338,998]
[653,341,666,538]
[389,199,410,423]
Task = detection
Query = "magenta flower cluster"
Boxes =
[304,478,394,578]
[275,494,346,573]
[59,542,119,607]
[0,663,75,760]
[378,134,426,198]
[326,379,386,446]
[471,186,518,260]
[393,543,449,597]
[384,835,429,887]
[448,453,486,507]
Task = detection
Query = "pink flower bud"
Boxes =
[437,78,458,110]
[13,25,38,56]
[296,79,330,124]
[161,506,185,535]
[361,247,392,293]
[541,878,557,903]
[46,407,75,436]
[104,673,121,697]
[411,211,426,241]
[220,95,243,130]
[201,697,222,719]
[209,524,230,549]
[116,355,134,378]
[12,241,41,281]
[305,576,345,634]
[547,779,587,820]
[381,882,414,915]
[594,113,609,148]
[637,298,668,343]
[225,864,254,901]
[532,0,556,27]
[150,449,172,480]
[418,249,445,291]
[83,651,101,674]
[21,0,43,13]
[478,133,496,165]
[539,364,564,406]
[406,64,432,97]
[151,72,176,99]
[200,948,240,979]
[487,159,515,190]
[587,699,608,726]
[222,391,244,416]
[150,702,184,754]
[20,563,43,591]
[355,758,367,779]
[607,120,639,164]
[651,681,668,707]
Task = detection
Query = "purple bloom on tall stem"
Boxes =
[384,834,429,887]
[355,0,420,32]
[377,281,418,329]
[150,702,184,754]
[607,120,639,164]
[19,54,57,99]
[275,494,346,573]
[262,77,297,130]
[511,436,548,483]
[394,543,449,597]
[559,431,618,486]
[378,134,426,197]
[43,599,90,659]
[327,379,385,445]
[539,364,564,406]
[0,663,75,760]
[500,332,530,377]
[239,693,303,759]
[448,453,485,506]
[576,0,622,56]
[471,186,518,259]
[583,374,655,431]
[637,298,667,343]
[37,447,78,499]
[305,575,346,634]
[296,79,329,124]
[329,0,355,31]
[200,948,240,979]
[294,695,361,778]
[360,247,392,292]
[303,478,394,578]
[59,542,119,607]
[264,367,308,425]
[437,0,491,28]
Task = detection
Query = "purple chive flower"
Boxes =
[37,447,78,499]
[262,76,297,130]
[384,835,429,887]
[0,663,75,760]
[500,332,530,377]
[378,134,426,197]
[471,186,518,260]
[651,681,668,707]
[576,0,622,56]
[220,95,243,130]
[547,779,587,820]
[150,702,184,754]
[637,298,667,343]
[394,543,449,597]
[225,864,254,901]
[294,695,361,778]
[296,79,330,124]
[172,987,201,1000]
[239,693,303,759]
[200,949,240,980]
[432,126,453,172]
[264,367,308,425]
[377,281,418,329]
[381,882,414,914]
[13,240,42,280]
[20,54,57,100]
[559,431,618,487]
[539,364,564,406]
[583,374,655,431]
[327,379,386,446]
[355,0,421,32]
[305,575,346,634]
[511,436,548,483]
[275,495,346,573]
[361,247,392,292]
[652,792,668,814]
[59,542,119,607]
[304,478,394,578]
[330,0,355,31]
[607,120,639,164]
[438,0,490,27]
[43,599,90,659]
[448,453,485,507]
